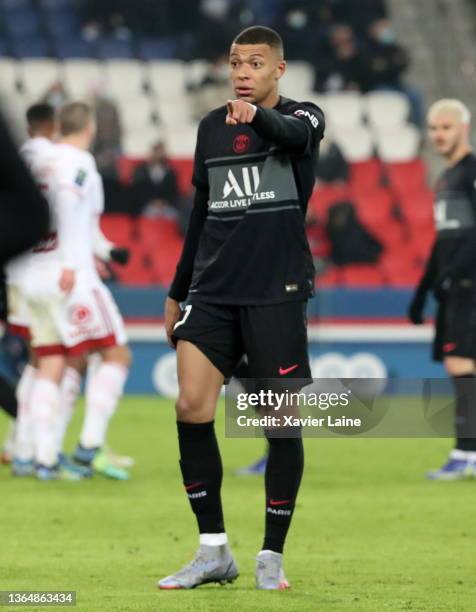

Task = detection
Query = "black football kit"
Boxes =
[417,153,476,361]
[169,97,325,380]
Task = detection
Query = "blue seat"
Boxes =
[2,0,33,10]
[54,37,96,59]
[4,9,40,38]
[11,36,50,58]
[138,37,177,60]
[97,37,133,60]
[45,12,79,39]
[37,0,74,12]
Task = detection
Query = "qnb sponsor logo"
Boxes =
[294,109,320,128]
[223,166,261,198]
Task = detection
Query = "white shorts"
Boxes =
[7,284,31,340]
[23,272,127,357]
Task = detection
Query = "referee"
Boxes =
[159,26,324,590]
[409,99,476,479]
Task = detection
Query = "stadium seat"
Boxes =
[103,60,146,101]
[333,125,374,162]
[280,61,314,100]
[117,156,143,183]
[138,217,182,248]
[54,38,97,60]
[168,158,194,195]
[320,92,364,128]
[97,37,134,60]
[122,124,163,157]
[4,8,40,39]
[374,125,421,163]
[353,188,394,224]
[380,251,421,287]
[316,266,342,288]
[2,0,32,9]
[0,59,19,94]
[138,37,178,60]
[116,96,156,132]
[365,91,410,128]
[310,183,350,219]
[349,159,382,193]
[385,159,428,195]
[112,248,154,286]
[148,237,183,285]
[156,97,194,129]
[38,0,73,11]
[11,37,51,59]
[400,189,433,224]
[340,264,385,286]
[44,11,79,40]
[62,59,103,97]
[20,59,60,99]
[148,60,187,96]
[100,214,134,246]
[165,124,198,157]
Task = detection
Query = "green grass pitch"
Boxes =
[0,396,475,612]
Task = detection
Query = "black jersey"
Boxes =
[169,97,325,305]
[432,152,476,281]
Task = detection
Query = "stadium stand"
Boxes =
[0,0,430,290]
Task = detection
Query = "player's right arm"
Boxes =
[165,119,209,346]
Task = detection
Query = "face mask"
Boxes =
[287,11,308,29]
[377,28,395,44]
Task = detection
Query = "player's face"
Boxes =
[229,43,285,105]
[427,112,466,157]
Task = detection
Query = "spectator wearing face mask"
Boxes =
[366,19,424,126]
[274,2,316,61]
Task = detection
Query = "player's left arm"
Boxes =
[226,99,325,153]
[93,218,130,266]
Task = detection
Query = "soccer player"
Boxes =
[409,99,476,479]
[159,26,324,590]
[20,102,131,480]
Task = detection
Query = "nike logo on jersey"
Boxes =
[279,364,299,376]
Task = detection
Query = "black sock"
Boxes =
[0,374,17,418]
[177,420,225,534]
[453,374,476,452]
[262,434,304,554]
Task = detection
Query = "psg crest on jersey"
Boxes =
[233,134,250,154]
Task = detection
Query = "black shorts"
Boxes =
[433,283,476,362]
[172,300,311,386]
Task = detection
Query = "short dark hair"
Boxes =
[233,26,284,56]
[58,101,94,136]
[26,103,55,130]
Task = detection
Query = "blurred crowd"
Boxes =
[79,0,422,123]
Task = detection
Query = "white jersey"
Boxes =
[52,143,105,284]
[5,137,56,285]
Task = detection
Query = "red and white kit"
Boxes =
[20,142,127,356]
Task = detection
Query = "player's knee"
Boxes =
[101,344,132,368]
[175,392,204,421]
